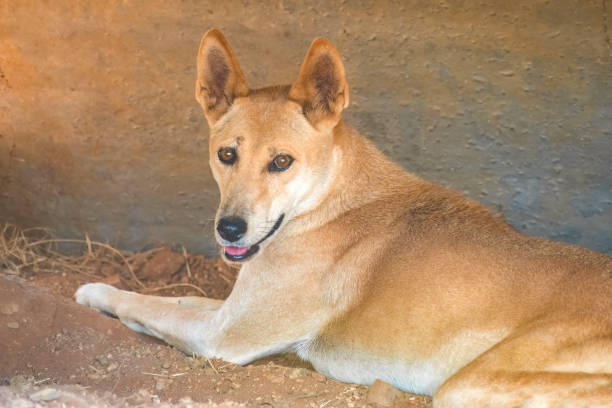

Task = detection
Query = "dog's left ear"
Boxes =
[289,38,349,131]
[196,29,249,126]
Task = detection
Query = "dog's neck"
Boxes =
[284,120,422,236]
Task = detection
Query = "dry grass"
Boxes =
[0,224,98,277]
[0,224,208,296]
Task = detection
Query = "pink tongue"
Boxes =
[225,246,249,256]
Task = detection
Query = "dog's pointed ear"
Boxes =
[195,29,249,126]
[289,38,349,131]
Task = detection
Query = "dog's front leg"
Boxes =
[75,282,314,364]
[76,283,225,356]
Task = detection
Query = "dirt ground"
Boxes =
[0,228,432,407]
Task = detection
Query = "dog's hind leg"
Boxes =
[435,371,612,408]
[433,318,612,408]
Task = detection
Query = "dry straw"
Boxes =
[0,224,207,296]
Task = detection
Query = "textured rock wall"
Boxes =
[1,0,611,255]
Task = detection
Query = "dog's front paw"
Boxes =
[75,283,120,316]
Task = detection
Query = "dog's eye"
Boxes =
[218,147,237,165]
[269,154,294,172]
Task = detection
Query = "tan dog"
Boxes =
[76,30,612,407]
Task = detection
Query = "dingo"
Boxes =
[76,30,612,407]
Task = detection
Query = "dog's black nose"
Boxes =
[217,216,247,242]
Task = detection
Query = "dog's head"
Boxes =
[195,30,349,263]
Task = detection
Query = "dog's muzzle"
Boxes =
[222,214,285,262]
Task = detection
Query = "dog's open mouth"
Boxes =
[223,214,285,262]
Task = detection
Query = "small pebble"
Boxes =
[288,368,310,379]
[155,378,171,392]
[366,379,403,407]
[266,374,284,384]
[472,74,487,83]
[1,303,19,314]
[29,388,61,402]
[312,372,327,382]
[7,322,19,329]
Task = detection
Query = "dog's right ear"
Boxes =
[195,29,249,126]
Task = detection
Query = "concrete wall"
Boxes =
[1,0,611,256]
